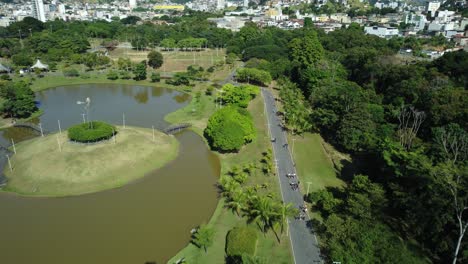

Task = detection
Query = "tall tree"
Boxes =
[147,50,163,69]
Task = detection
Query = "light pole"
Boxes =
[306,182,312,196]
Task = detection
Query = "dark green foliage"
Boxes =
[11,52,33,66]
[0,81,37,118]
[204,106,255,152]
[68,121,116,143]
[132,62,147,81]
[226,226,258,263]
[147,51,163,69]
[242,45,287,62]
[120,15,141,25]
[106,70,119,80]
[167,73,190,86]
[150,72,160,82]
[119,71,131,80]
[236,68,272,86]
[431,50,468,87]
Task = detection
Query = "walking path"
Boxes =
[262,88,322,264]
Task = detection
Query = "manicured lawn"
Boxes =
[167,93,293,264]
[2,126,178,197]
[288,133,344,194]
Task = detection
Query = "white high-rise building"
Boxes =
[129,0,137,9]
[244,0,249,8]
[427,1,441,17]
[33,0,47,22]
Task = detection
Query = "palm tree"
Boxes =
[227,188,246,217]
[248,196,279,233]
[278,202,299,234]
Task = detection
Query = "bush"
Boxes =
[68,121,116,143]
[63,68,80,77]
[204,106,255,152]
[120,71,131,80]
[226,226,258,264]
[166,73,190,86]
[107,70,119,80]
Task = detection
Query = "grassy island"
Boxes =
[3,126,178,197]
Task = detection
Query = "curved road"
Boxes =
[262,88,322,264]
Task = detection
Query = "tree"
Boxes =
[433,123,467,164]
[247,195,279,233]
[132,61,147,81]
[0,81,37,118]
[192,225,215,253]
[147,51,163,69]
[433,163,468,264]
[278,203,298,234]
[288,31,324,68]
[220,83,259,108]
[204,106,256,152]
[160,38,176,50]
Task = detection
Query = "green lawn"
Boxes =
[2,126,178,197]
[289,133,344,194]
[167,93,293,264]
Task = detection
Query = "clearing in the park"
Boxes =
[3,126,178,196]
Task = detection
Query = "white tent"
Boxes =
[31,59,48,70]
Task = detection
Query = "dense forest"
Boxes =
[0,15,467,263]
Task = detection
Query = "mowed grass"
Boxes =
[168,94,293,264]
[3,126,178,197]
[289,133,344,194]
[108,48,225,72]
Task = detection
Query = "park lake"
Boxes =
[0,84,220,264]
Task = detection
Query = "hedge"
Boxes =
[68,121,116,143]
[226,226,258,263]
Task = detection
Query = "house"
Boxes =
[364,26,399,38]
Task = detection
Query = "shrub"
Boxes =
[120,71,131,80]
[107,70,119,80]
[226,226,258,264]
[68,121,116,143]
[63,68,79,77]
[150,72,160,82]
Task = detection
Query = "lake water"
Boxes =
[0,84,220,264]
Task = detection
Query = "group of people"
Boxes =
[295,204,308,221]
[285,173,296,179]
[289,181,300,191]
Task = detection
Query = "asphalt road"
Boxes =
[262,88,322,264]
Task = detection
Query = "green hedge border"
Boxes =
[68,121,116,143]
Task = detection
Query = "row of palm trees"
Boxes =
[219,174,298,242]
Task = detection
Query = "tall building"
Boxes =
[32,0,46,22]
[427,1,441,17]
[129,0,137,9]
[216,0,225,10]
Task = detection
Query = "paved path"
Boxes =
[262,88,322,264]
